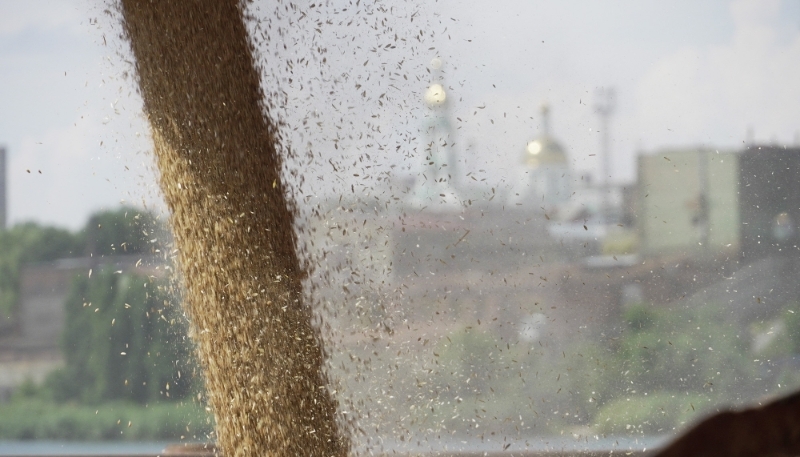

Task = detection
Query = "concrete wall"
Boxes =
[637,148,739,257]
[17,258,90,349]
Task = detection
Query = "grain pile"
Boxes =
[118,1,349,456]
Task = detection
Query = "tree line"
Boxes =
[2,207,199,405]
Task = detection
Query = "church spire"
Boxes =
[541,102,551,136]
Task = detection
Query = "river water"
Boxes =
[0,436,667,456]
[356,435,666,455]
[0,442,171,456]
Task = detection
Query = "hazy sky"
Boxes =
[1,0,799,229]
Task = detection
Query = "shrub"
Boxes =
[0,398,212,441]
[593,392,712,435]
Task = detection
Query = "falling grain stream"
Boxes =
[119,1,349,456]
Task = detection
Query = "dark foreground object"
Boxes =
[653,389,800,457]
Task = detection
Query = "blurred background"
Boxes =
[1,0,800,454]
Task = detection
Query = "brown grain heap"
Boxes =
[118,1,349,456]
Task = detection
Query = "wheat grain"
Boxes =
[119,2,349,456]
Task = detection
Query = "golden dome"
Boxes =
[424,83,446,106]
[524,103,568,168]
[525,135,568,167]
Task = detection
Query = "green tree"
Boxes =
[784,305,800,355]
[0,206,166,319]
[613,304,757,398]
[49,267,195,404]
[83,207,167,257]
[577,303,765,434]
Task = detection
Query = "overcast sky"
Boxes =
[1,0,799,230]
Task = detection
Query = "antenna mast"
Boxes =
[594,87,615,223]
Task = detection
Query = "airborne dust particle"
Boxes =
[118,1,350,456]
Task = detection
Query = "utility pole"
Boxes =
[594,87,615,224]
[0,146,6,230]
